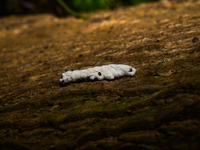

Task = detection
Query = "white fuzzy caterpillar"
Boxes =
[60,64,137,86]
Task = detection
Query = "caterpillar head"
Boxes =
[60,73,72,84]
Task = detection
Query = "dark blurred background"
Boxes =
[0,0,158,17]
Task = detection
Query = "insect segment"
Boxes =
[60,64,137,86]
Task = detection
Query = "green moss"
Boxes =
[123,85,163,97]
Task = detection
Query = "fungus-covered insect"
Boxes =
[60,64,137,86]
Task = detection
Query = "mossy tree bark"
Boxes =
[0,0,200,149]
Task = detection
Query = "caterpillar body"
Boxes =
[60,64,136,86]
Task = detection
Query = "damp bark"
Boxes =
[0,0,200,149]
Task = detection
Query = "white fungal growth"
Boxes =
[60,64,137,85]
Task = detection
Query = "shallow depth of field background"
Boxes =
[0,0,158,17]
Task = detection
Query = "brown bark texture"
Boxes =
[0,0,200,149]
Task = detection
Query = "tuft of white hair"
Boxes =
[60,64,136,85]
